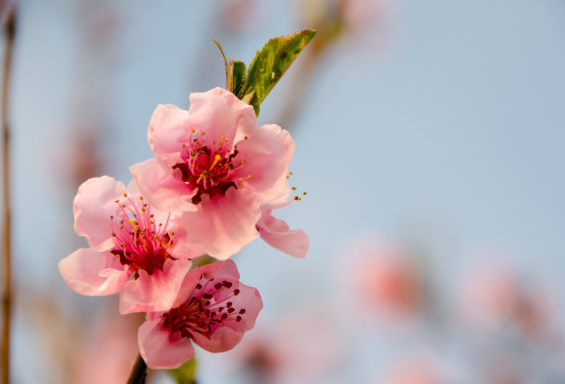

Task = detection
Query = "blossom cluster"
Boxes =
[58,87,308,369]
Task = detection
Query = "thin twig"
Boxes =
[126,354,147,384]
[1,10,15,384]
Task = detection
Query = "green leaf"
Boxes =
[230,59,247,99]
[168,358,197,384]
[242,29,317,115]
[213,38,232,92]
[241,90,255,105]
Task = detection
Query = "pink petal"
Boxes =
[191,326,244,353]
[180,188,262,260]
[148,104,191,159]
[190,263,263,352]
[130,158,197,212]
[119,258,192,314]
[186,88,256,148]
[73,176,126,252]
[138,317,194,370]
[256,205,309,258]
[169,258,236,308]
[233,124,295,204]
[58,248,129,296]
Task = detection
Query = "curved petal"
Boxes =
[73,176,126,252]
[191,278,262,353]
[58,248,129,296]
[233,124,294,204]
[148,104,191,159]
[191,326,243,353]
[119,258,192,314]
[167,213,206,260]
[130,158,197,212]
[228,280,263,331]
[138,317,194,370]
[181,188,262,260]
[186,88,256,148]
[256,205,309,258]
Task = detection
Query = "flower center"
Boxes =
[110,194,174,277]
[162,275,245,339]
[172,131,247,204]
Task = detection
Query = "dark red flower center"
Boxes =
[110,194,174,277]
[173,131,248,204]
[162,275,245,339]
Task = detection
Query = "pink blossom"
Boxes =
[341,239,423,321]
[71,310,141,384]
[138,260,262,369]
[58,176,204,314]
[130,87,307,259]
[381,359,444,384]
[459,263,555,338]
[233,311,340,384]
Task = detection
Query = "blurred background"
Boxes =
[3,0,565,382]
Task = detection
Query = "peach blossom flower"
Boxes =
[342,240,423,320]
[130,87,307,259]
[58,176,203,314]
[71,311,141,384]
[138,260,262,369]
[459,263,555,338]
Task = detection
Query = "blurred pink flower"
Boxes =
[459,263,555,338]
[59,176,204,314]
[232,311,341,383]
[131,87,307,260]
[71,311,142,384]
[381,359,443,384]
[138,260,262,369]
[343,240,423,319]
[221,0,269,32]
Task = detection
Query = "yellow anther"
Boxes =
[209,154,222,171]
[303,191,307,195]
[238,177,243,182]
[291,187,297,191]
[289,172,293,175]
[123,193,127,197]
[247,174,252,179]
[128,219,139,231]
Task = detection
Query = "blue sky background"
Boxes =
[7,0,565,383]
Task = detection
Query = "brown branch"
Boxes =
[126,354,147,384]
[1,10,15,384]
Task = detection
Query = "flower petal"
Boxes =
[138,317,194,370]
[234,124,294,203]
[58,248,129,296]
[73,176,126,251]
[148,104,191,159]
[190,267,263,352]
[186,88,256,148]
[180,188,262,260]
[256,204,309,258]
[119,258,192,314]
[130,158,197,212]
[191,326,244,353]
